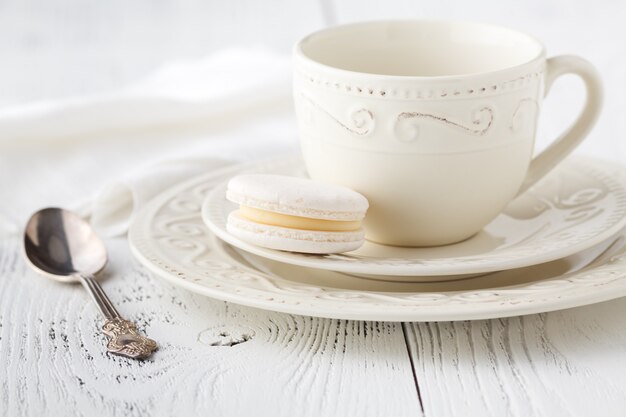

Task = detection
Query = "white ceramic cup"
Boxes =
[293,20,603,247]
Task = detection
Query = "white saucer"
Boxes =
[202,156,626,277]
[127,164,626,321]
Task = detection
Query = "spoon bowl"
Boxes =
[24,207,107,282]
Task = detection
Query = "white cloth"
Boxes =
[89,157,235,237]
[0,48,291,145]
[0,48,295,238]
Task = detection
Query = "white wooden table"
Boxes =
[1,1,626,416]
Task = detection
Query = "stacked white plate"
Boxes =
[129,155,626,321]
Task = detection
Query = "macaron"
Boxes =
[226,174,369,254]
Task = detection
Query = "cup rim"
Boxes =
[294,19,547,81]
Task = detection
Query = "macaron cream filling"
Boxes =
[224,174,369,254]
[238,205,362,232]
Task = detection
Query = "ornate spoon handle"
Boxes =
[78,274,158,359]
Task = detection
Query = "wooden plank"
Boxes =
[404,308,626,417]
[0,239,422,416]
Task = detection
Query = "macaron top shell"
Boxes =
[226,174,369,221]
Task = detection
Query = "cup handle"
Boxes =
[518,55,603,194]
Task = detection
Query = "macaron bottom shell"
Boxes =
[227,211,365,254]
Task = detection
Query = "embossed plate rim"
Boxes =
[128,157,626,321]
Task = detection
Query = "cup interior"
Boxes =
[297,20,544,77]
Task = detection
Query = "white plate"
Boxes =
[128,162,626,321]
[202,156,626,277]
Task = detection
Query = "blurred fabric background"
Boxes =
[0,0,623,154]
[1,0,624,229]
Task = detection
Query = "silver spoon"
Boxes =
[23,207,157,359]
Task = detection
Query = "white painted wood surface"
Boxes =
[2,0,626,416]
[406,310,626,416]
[0,239,422,417]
